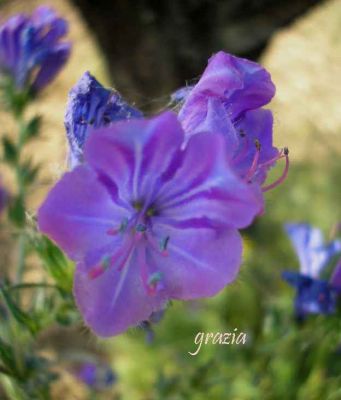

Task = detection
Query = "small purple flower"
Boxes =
[0,179,7,215]
[65,71,142,167]
[38,112,262,336]
[0,6,71,92]
[76,362,116,389]
[283,223,341,318]
[176,51,288,188]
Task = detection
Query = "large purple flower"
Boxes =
[38,112,262,336]
[176,51,288,188]
[0,6,71,92]
[65,72,142,167]
[282,223,341,318]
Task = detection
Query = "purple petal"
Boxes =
[84,112,184,204]
[149,225,242,299]
[0,7,70,92]
[74,244,167,337]
[179,51,275,124]
[155,131,263,229]
[181,97,239,157]
[65,72,142,168]
[232,109,279,184]
[38,165,129,261]
[32,42,71,91]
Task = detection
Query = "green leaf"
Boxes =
[31,236,74,293]
[20,160,40,187]
[0,337,16,375]
[22,116,41,143]
[0,288,39,335]
[7,196,25,227]
[2,136,17,165]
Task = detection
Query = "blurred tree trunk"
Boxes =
[71,0,322,107]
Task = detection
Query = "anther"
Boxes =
[160,236,170,256]
[136,223,147,232]
[133,200,143,211]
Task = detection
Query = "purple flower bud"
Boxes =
[283,223,341,318]
[0,6,71,92]
[65,71,142,168]
[176,51,288,189]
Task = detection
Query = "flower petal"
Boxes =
[74,244,166,337]
[149,224,242,299]
[32,42,71,91]
[84,112,184,204]
[155,131,263,229]
[38,165,129,261]
[232,109,279,184]
[179,51,275,124]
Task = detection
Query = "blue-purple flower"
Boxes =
[176,51,288,188]
[65,71,142,167]
[76,362,116,389]
[282,223,341,318]
[38,111,262,336]
[0,6,71,92]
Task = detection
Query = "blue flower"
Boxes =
[0,6,71,92]
[65,71,142,167]
[283,223,341,318]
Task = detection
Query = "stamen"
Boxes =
[257,148,286,169]
[160,236,170,256]
[245,139,261,181]
[262,149,289,192]
[107,217,129,236]
[147,232,170,257]
[139,248,163,296]
[88,255,111,279]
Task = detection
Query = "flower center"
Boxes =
[89,199,169,296]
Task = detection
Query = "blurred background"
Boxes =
[0,0,341,398]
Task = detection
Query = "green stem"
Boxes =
[14,112,26,285]
[8,282,61,291]
[15,234,26,285]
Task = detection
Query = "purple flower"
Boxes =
[65,71,142,168]
[283,223,341,318]
[176,51,288,188]
[0,6,71,92]
[76,362,116,389]
[38,112,262,336]
[0,179,7,215]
